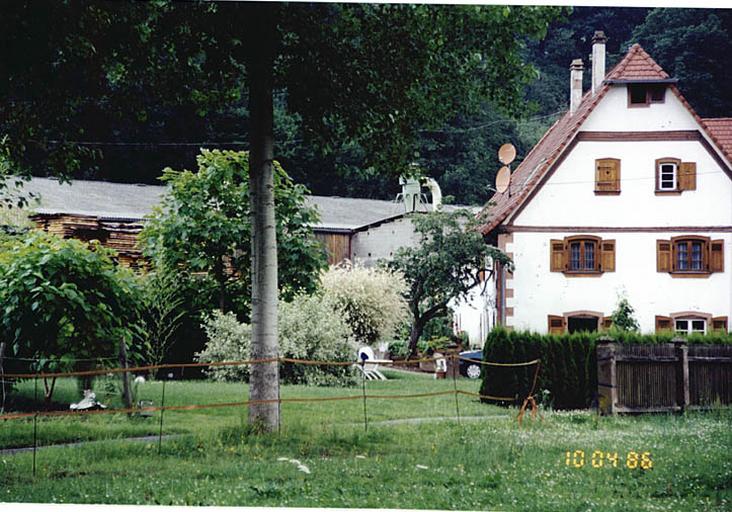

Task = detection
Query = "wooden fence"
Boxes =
[597,339,732,414]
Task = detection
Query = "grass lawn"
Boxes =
[1,370,730,511]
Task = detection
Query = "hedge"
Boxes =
[479,328,732,410]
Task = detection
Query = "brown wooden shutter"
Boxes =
[657,240,672,272]
[678,162,697,191]
[712,316,728,333]
[710,239,724,272]
[595,158,621,193]
[601,316,613,330]
[550,239,566,272]
[548,315,566,335]
[655,315,672,333]
[600,239,615,272]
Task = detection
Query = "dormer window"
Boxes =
[628,84,666,107]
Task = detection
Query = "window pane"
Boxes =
[676,242,688,270]
[691,242,703,270]
[570,242,581,271]
[675,320,688,332]
[629,85,647,104]
[584,242,595,270]
[692,320,706,332]
[660,164,676,190]
[649,85,665,102]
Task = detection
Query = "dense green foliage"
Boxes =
[386,210,511,356]
[139,149,326,316]
[1,2,563,204]
[480,328,732,410]
[0,231,141,397]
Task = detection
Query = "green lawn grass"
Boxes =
[1,370,730,511]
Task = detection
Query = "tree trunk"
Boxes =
[247,3,279,432]
[119,338,133,411]
[408,314,424,358]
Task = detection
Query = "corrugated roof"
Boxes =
[480,44,731,235]
[16,177,466,231]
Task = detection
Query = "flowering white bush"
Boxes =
[321,262,409,345]
[196,294,358,386]
[196,310,253,382]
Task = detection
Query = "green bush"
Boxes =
[479,327,732,410]
[196,293,358,386]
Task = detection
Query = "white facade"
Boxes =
[498,83,732,334]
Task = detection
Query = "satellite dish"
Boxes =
[495,166,511,194]
[498,143,517,165]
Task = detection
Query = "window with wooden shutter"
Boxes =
[595,158,621,194]
[600,240,615,272]
[710,239,724,272]
[655,315,672,333]
[547,315,565,335]
[552,236,612,275]
[678,162,697,191]
[656,240,672,272]
[601,316,613,330]
[712,316,728,333]
[550,239,566,272]
[658,236,721,277]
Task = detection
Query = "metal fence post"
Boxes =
[32,374,38,477]
[451,353,461,425]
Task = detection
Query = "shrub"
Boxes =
[0,231,142,401]
[321,262,408,345]
[196,294,358,386]
[479,327,732,410]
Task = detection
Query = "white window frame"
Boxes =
[674,318,707,335]
[659,162,677,191]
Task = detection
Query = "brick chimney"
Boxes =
[591,30,607,95]
[569,59,584,115]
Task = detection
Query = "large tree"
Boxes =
[1,2,562,430]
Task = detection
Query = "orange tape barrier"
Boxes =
[456,356,541,367]
[4,355,540,380]
[0,388,530,422]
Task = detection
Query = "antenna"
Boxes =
[498,143,516,165]
[495,166,511,194]
[495,143,516,195]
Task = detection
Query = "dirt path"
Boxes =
[0,434,180,456]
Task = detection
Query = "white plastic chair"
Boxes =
[354,346,387,380]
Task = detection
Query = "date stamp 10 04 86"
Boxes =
[564,450,653,470]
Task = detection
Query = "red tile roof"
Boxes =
[702,118,732,163]
[606,44,669,81]
[479,44,731,235]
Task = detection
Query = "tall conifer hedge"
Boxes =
[479,328,732,409]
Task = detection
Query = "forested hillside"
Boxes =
[6,6,732,206]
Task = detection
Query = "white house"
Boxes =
[480,32,732,335]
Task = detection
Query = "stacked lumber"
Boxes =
[30,213,148,271]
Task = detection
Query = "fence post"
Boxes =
[596,336,616,415]
[118,338,133,413]
[0,342,6,414]
[671,337,689,412]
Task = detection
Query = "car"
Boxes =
[458,349,483,379]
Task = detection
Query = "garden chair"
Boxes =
[355,347,387,381]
